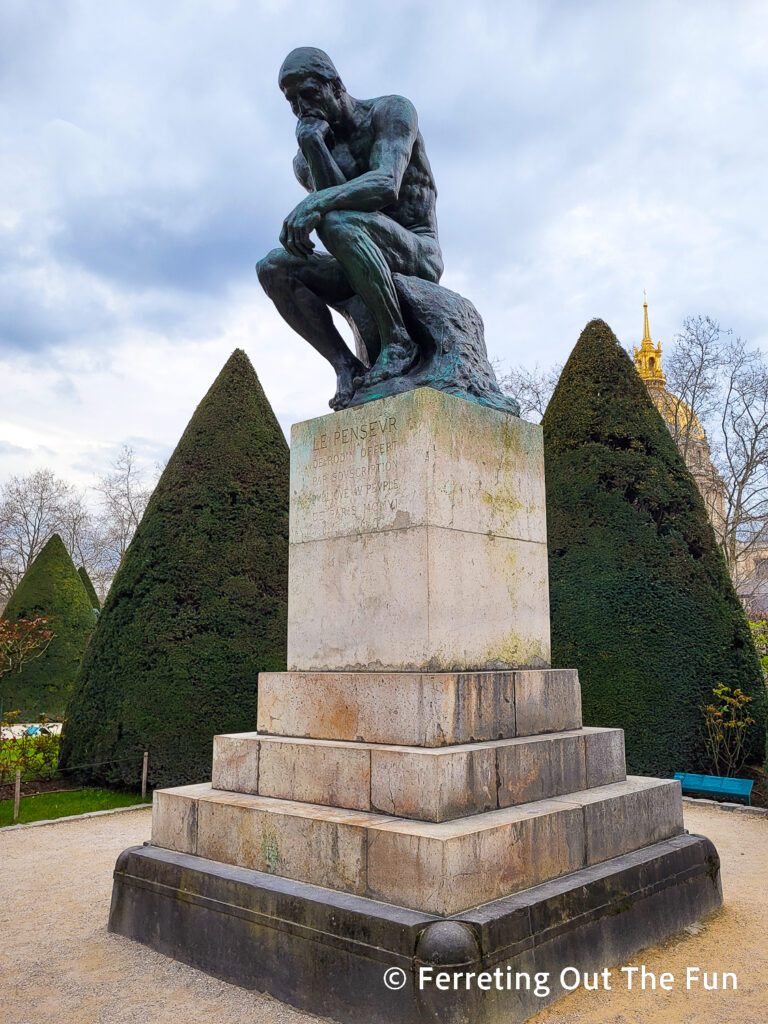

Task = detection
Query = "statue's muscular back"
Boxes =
[294,95,440,240]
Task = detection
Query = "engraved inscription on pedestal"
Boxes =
[295,411,405,540]
[287,388,551,672]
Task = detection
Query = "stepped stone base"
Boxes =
[109,388,724,1019]
[151,776,682,916]
[109,833,722,1024]
[257,669,581,746]
[212,727,625,821]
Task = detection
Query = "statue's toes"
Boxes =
[330,382,354,411]
[365,342,418,386]
[367,361,406,386]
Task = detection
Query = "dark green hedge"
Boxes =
[59,349,289,788]
[78,566,101,611]
[3,534,96,720]
[542,319,766,776]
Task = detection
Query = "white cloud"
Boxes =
[1,0,767,486]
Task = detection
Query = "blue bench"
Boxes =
[674,772,753,805]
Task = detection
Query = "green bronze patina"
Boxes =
[257,47,518,417]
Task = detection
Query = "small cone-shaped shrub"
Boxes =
[543,319,766,776]
[60,350,289,788]
[78,566,101,611]
[3,534,96,719]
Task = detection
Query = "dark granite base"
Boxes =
[109,833,722,1024]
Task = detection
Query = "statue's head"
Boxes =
[278,47,346,124]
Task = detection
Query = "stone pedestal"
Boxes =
[287,388,550,671]
[109,388,722,1023]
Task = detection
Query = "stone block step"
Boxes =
[212,727,625,822]
[257,668,581,746]
[151,776,683,916]
[110,834,722,1024]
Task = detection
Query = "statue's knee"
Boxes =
[255,248,288,293]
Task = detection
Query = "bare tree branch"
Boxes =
[497,363,562,423]
[94,445,152,580]
[0,470,85,607]
[0,446,157,610]
[665,316,725,461]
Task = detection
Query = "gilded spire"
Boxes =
[634,293,665,385]
[642,290,652,346]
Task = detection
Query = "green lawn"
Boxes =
[0,788,151,827]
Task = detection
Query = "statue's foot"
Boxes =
[329,358,366,411]
[329,384,353,411]
[364,337,418,387]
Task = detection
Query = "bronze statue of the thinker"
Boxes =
[257,47,518,417]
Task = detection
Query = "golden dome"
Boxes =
[633,297,706,442]
[650,388,706,442]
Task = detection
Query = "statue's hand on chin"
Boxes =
[296,116,332,153]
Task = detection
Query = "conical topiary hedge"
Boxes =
[3,534,97,720]
[542,319,766,777]
[78,566,101,611]
[59,349,289,789]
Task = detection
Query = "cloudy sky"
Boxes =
[2,0,767,491]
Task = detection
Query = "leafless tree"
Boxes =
[716,339,768,608]
[498,363,562,423]
[0,470,92,607]
[663,318,768,601]
[0,447,157,609]
[94,445,152,578]
[664,316,726,462]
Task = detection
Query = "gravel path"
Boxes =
[1,803,765,1024]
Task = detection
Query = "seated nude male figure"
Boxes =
[257,47,444,410]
